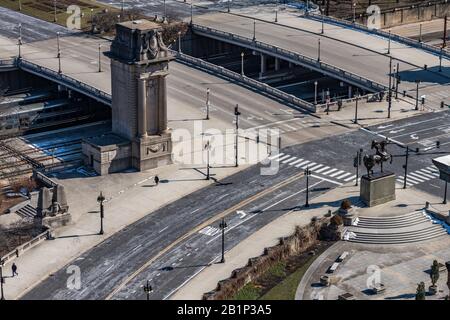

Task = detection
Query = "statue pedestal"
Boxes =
[360,171,396,207]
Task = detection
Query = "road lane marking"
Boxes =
[104,171,306,300]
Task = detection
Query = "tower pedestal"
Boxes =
[132,131,172,171]
[360,171,396,207]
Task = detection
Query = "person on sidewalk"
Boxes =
[154,175,160,186]
[11,263,18,277]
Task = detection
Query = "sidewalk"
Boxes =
[172,182,448,300]
[322,97,427,129]
[1,133,268,300]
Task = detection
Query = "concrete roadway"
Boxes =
[388,18,449,44]
[21,110,449,300]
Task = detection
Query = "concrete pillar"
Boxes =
[259,54,266,79]
[275,57,280,71]
[138,77,147,137]
[348,86,353,99]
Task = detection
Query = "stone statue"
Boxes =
[363,140,392,177]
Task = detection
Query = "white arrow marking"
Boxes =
[410,134,419,140]
[389,129,405,134]
[236,210,247,219]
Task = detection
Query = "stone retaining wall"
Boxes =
[202,216,341,300]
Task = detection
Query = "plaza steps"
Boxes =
[345,211,448,245]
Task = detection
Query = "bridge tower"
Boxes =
[110,20,173,170]
[82,20,174,175]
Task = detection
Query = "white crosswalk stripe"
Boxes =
[289,158,304,166]
[302,162,316,169]
[276,155,291,162]
[329,170,345,177]
[268,153,284,160]
[295,160,310,168]
[344,175,356,182]
[282,156,298,164]
[314,166,330,173]
[408,172,428,182]
[310,164,324,171]
[336,172,351,179]
[322,168,338,175]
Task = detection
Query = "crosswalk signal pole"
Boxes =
[234,104,241,167]
[305,167,311,207]
[402,146,411,189]
[206,88,210,120]
[354,153,359,186]
[388,57,392,118]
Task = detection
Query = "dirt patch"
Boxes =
[0,195,24,216]
[0,221,46,257]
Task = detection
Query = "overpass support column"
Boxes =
[348,86,353,99]
[275,58,280,71]
[259,54,266,80]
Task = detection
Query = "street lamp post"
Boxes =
[352,2,356,24]
[178,31,182,53]
[97,192,105,235]
[18,23,22,59]
[354,149,362,186]
[275,8,278,22]
[204,140,211,180]
[314,81,318,105]
[98,44,102,72]
[57,32,62,74]
[387,30,391,54]
[0,262,5,300]
[253,19,256,41]
[143,280,153,300]
[234,104,241,167]
[190,2,193,25]
[219,218,228,263]
[354,93,359,124]
[228,0,231,13]
[304,167,312,207]
[419,23,423,43]
[439,47,443,72]
[415,79,421,111]
[317,38,321,62]
[395,62,400,99]
[388,57,392,118]
[321,9,324,34]
[163,0,167,23]
[205,88,210,120]
[53,0,57,23]
[444,181,448,205]
[240,52,245,76]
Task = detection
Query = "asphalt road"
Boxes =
[21,110,449,300]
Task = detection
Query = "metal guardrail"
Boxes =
[0,59,16,66]
[17,59,112,106]
[306,13,450,60]
[191,24,388,93]
[173,51,317,112]
[1,229,50,266]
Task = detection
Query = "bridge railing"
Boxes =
[306,13,450,60]
[17,59,111,105]
[0,58,17,66]
[192,24,388,93]
[173,50,317,112]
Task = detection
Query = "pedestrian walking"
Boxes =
[154,175,160,186]
[11,263,18,277]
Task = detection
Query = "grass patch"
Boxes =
[233,283,263,300]
[261,253,319,300]
[0,0,117,30]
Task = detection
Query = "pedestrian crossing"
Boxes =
[396,166,440,187]
[267,152,356,184]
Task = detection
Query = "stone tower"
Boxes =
[109,20,173,171]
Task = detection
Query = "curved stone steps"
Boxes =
[345,210,449,245]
